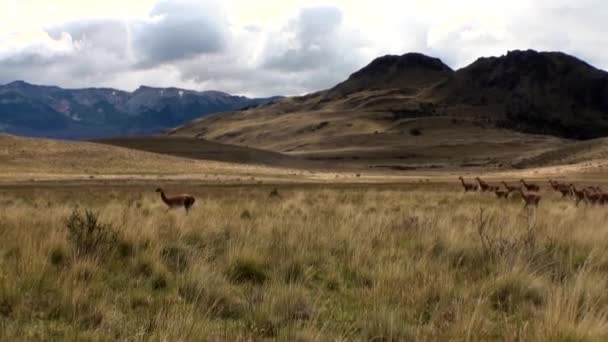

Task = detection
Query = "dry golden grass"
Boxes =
[0,134,300,182]
[1,183,608,340]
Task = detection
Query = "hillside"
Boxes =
[0,81,278,139]
[94,136,323,169]
[437,50,608,138]
[0,134,298,181]
[170,50,608,170]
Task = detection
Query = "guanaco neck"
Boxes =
[459,178,466,186]
[159,191,170,204]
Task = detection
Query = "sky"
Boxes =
[0,0,607,97]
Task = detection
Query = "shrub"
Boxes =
[49,245,67,267]
[178,275,244,319]
[133,258,155,278]
[228,257,268,285]
[160,244,190,273]
[246,311,280,338]
[284,261,304,284]
[273,290,313,321]
[409,128,422,136]
[358,309,415,342]
[150,272,169,290]
[240,210,253,220]
[490,277,545,314]
[65,209,118,257]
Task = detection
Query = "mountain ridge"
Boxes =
[166,49,608,170]
[0,81,280,139]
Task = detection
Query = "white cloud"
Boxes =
[0,0,607,97]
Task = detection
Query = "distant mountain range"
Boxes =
[0,81,279,139]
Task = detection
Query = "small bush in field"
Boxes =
[178,277,244,319]
[284,261,304,284]
[49,245,67,266]
[490,277,545,314]
[228,257,268,284]
[65,209,117,257]
[273,291,313,321]
[409,128,422,136]
[160,244,190,273]
[150,272,169,290]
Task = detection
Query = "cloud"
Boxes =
[1,0,608,97]
[170,6,374,96]
[0,20,132,86]
[422,0,608,69]
[46,20,129,57]
[131,0,228,68]
[261,6,365,73]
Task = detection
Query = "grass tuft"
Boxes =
[228,257,268,285]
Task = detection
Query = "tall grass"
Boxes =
[1,184,608,340]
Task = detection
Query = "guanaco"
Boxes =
[584,187,608,205]
[494,189,509,199]
[501,181,521,196]
[156,188,196,212]
[475,177,491,192]
[569,184,586,206]
[458,177,478,192]
[549,180,571,198]
[583,188,603,205]
[516,188,541,208]
[520,178,540,192]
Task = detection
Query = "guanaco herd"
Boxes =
[156,177,605,212]
[459,177,608,208]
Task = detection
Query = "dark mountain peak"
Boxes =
[354,53,453,78]
[6,80,31,87]
[133,85,161,93]
[462,49,603,82]
[329,52,453,97]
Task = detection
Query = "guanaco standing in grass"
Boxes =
[549,180,571,198]
[155,188,196,212]
[520,178,540,192]
[516,188,541,208]
[494,188,510,199]
[583,187,608,205]
[501,181,521,197]
[475,177,491,192]
[458,177,478,192]
[569,184,586,206]
[583,188,603,205]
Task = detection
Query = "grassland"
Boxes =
[1,182,608,340]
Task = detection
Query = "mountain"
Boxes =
[436,50,608,138]
[327,52,453,97]
[0,81,279,139]
[167,50,608,170]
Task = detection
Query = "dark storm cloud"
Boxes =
[131,0,228,68]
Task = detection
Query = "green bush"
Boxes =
[65,209,117,257]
